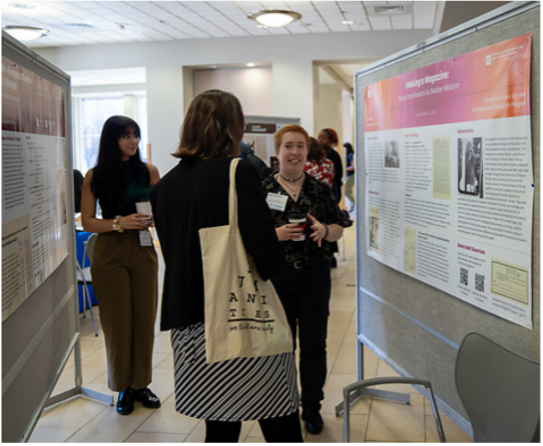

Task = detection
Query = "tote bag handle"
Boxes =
[228,158,240,228]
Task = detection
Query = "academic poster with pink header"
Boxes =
[364,34,534,329]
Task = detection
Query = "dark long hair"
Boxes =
[91,115,149,202]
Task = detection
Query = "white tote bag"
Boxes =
[199,158,293,364]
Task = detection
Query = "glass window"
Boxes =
[80,96,123,172]
[137,96,148,162]
[72,93,148,173]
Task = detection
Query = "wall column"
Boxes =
[272,58,315,135]
[145,63,185,176]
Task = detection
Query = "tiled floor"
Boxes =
[30,224,473,443]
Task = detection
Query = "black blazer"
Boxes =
[150,157,284,331]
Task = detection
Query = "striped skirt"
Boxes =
[170,322,300,422]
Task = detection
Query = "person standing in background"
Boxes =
[73,168,84,213]
[239,141,272,180]
[318,128,343,267]
[304,136,335,187]
[344,142,355,212]
[81,115,161,416]
[318,128,343,204]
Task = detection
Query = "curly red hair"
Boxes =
[321,128,339,146]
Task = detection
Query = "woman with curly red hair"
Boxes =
[318,128,343,203]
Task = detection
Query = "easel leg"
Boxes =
[43,337,113,409]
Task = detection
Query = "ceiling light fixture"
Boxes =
[246,63,255,68]
[248,10,302,28]
[3,26,49,41]
[342,20,354,25]
[9,3,36,9]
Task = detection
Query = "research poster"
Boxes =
[2,55,68,321]
[243,122,283,167]
[364,34,533,329]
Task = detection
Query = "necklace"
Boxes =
[277,175,303,200]
[279,173,304,183]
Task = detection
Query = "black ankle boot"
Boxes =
[302,409,323,435]
[116,388,134,415]
[132,387,161,409]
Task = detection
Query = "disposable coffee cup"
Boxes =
[288,213,306,241]
[136,201,152,226]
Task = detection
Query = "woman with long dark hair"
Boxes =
[81,115,161,416]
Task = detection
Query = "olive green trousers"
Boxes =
[91,231,158,392]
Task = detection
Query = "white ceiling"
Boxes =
[2,2,513,88]
[2,1,442,49]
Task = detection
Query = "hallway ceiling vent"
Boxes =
[64,23,95,28]
[368,5,413,16]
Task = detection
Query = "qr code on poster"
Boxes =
[475,273,485,292]
[460,268,468,286]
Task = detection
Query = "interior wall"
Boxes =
[342,90,354,146]
[318,83,343,143]
[194,67,273,116]
[35,30,432,177]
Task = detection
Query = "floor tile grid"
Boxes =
[30,224,472,443]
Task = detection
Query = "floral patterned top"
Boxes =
[304,159,335,187]
[262,172,344,264]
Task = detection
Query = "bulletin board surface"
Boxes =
[354,2,539,429]
[2,32,78,442]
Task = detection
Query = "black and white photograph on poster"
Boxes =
[457,137,482,196]
[384,141,400,167]
[368,206,380,252]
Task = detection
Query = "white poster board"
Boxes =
[242,115,301,168]
[243,122,279,166]
[2,55,69,321]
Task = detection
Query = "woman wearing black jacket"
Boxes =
[150,90,302,443]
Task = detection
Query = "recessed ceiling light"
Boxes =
[246,63,255,68]
[3,26,49,41]
[342,20,354,25]
[248,10,302,28]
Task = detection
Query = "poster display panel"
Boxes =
[364,33,533,329]
[243,122,284,167]
[2,55,68,321]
